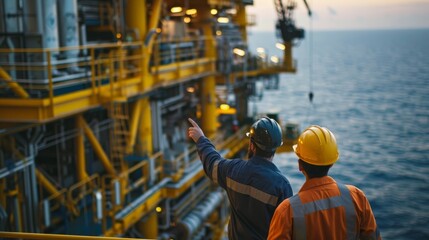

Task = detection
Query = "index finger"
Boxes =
[188,118,200,128]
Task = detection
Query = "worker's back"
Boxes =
[223,156,293,239]
[268,176,381,240]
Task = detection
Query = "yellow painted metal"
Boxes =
[78,115,116,176]
[35,169,61,199]
[127,99,143,153]
[201,74,217,137]
[138,98,153,155]
[125,0,147,41]
[107,188,163,236]
[0,231,144,240]
[148,0,162,32]
[67,174,99,216]
[0,55,213,122]
[200,9,218,137]
[0,67,29,98]
[283,42,295,71]
[236,3,248,42]
[164,169,206,198]
[136,211,158,238]
[75,115,89,181]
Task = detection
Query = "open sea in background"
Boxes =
[248,29,429,239]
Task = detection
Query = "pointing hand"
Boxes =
[188,118,205,143]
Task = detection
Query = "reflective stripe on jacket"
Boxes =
[196,137,293,240]
[268,176,381,240]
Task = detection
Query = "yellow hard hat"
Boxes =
[293,125,339,166]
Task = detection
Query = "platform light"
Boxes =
[271,56,279,63]
[276,43,286,50]
[220,104,231,111]
[184,17,191,23]
[171,7,183,13]
[156,206,162,213]
[186,87,195,93]
[211,9,218,15]
[217,17,229,23]
[186,9,197,15]
[256,47,265,54]
[233,48,246,57]
[116,33,122,39]
[216,30,222,36]
[226,8,237,15]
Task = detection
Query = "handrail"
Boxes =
[0,231,145,240]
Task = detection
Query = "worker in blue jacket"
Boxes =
[188,117,293,239]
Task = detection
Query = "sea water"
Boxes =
[248,29,429,239]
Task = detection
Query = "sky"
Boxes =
[247,0,429,31]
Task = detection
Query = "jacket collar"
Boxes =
[299,176,337,193]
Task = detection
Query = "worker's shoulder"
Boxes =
[344,184,368,198]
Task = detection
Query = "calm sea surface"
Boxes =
[248,29,429,239]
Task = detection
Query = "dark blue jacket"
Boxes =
[196,137,293,240]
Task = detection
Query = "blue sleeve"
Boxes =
[195,136,234,189]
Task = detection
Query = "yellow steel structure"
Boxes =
[0,231,145,240]
[201,6,218,137]
[0,0,302,238]
[76,115,90,181]
[78,115,118,175]
[0,67,29,99]
[35,169,62,200]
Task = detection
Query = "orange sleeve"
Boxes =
[268,199,293,240]
[349,186,382,240]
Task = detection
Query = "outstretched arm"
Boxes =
[187,118,229,189]
[188,118,205,142]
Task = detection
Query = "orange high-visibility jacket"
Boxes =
[268,176,381,240]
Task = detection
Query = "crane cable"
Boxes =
[305,0,314,124]
[308,0,314,104]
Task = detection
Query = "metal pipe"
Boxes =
[0,158,32,179]
[94,190,103,222]
[115,178,170,219]
[114,180,121,206]
[57,0,79,57]
[43,199,50,227]
[178,191,225,239]
[78,115,116,176]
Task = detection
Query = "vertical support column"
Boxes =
[125,0,147,39]
[138,98,153,156]
[201,9,217,137]
[284,42,294,71]
[236,3,248,43]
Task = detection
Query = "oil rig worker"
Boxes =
[188,117,293,239]
[268,125,381,240]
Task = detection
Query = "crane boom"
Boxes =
[274,0,310,43]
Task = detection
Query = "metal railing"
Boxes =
[0,36,214,100]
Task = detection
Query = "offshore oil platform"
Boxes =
[0,0,306,239]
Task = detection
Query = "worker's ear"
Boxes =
[298,159,303,172]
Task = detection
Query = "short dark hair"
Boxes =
[299,159,332,178]
[253,141,275,158]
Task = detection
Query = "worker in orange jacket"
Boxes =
[268,125,381,240]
